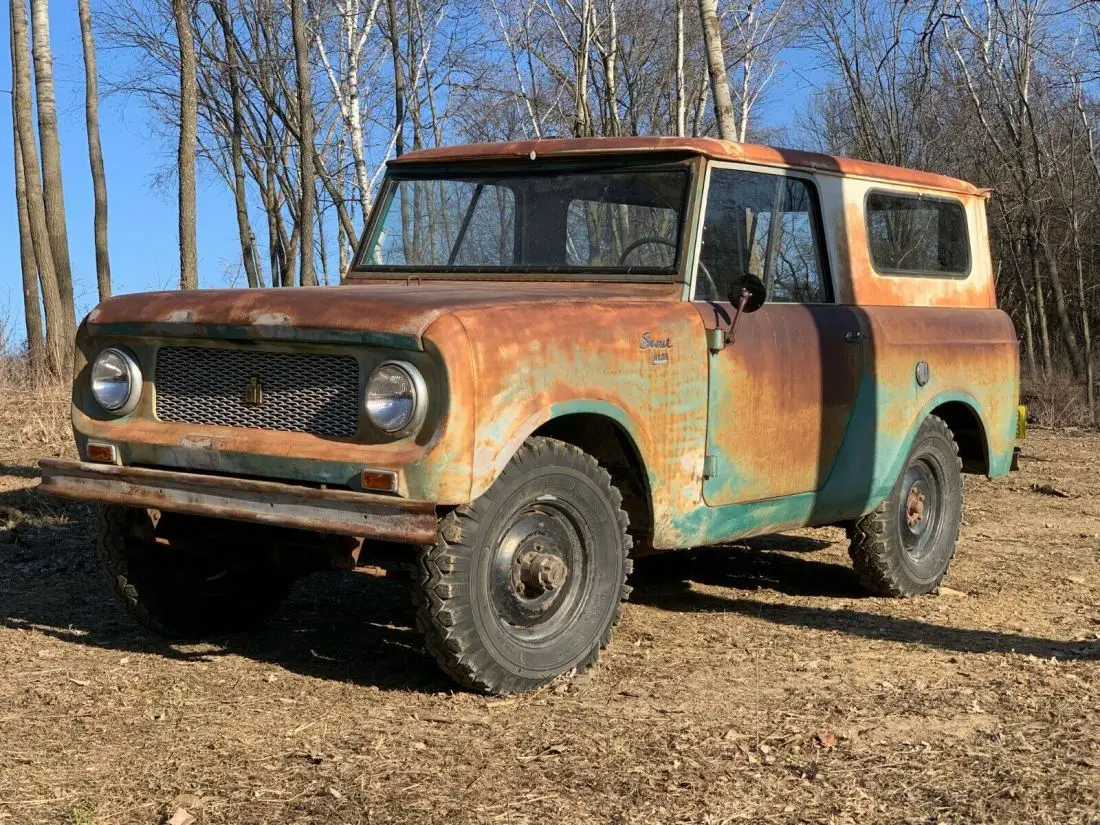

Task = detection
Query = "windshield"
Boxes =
[354,165,690,278]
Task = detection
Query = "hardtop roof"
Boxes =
[388,136,984,197]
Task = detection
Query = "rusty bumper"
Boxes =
[38,459,438,543]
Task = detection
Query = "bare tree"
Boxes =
[173,0,199,289]
[211,0,262,287]
[675,0,686,135]
[698,0,736,139]
[29,0,76,323]
[292,0,317,286]
[944,0,1085,380]
[11,20,46,370]
[78,0,112,300]
[10,0,68,373]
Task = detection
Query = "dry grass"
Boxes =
[0,358,72,459]
[1,368,1099,824]
[1020,369,1098,430]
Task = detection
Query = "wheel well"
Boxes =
[531,414,653,546]
[931,401,988,474]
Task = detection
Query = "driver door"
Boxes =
[693,166,866,506]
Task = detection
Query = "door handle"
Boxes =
[844,330,867,344]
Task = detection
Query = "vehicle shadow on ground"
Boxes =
[0,482,453,693]
[3,478,1097,692]
[632,540,1100,662]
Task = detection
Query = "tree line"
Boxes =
[8,0,1100,422]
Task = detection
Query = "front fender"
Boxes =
[470,400,656,500]
[444,297,710,546]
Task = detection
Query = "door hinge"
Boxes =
[703,454,718,479]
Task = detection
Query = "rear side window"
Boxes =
[866,192,969,277]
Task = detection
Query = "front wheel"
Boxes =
[97,506,292,639]
[848,415,963,597]
[413,437,633,695]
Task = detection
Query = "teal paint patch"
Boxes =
[90,322,422,351]
[665,382,1013,550]
[667,488,820,547]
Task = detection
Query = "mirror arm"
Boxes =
[725,287,751,346]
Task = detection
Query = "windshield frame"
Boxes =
[346,155,699,283]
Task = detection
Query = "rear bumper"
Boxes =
[38,458,438,543]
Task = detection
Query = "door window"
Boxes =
[694,169,830,303]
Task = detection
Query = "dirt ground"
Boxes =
[1,411,1099,824]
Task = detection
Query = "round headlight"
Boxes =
[366,361,427,436]
[91,347,142,415]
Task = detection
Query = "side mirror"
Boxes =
[728,273,766,314]
[724,273,766,347]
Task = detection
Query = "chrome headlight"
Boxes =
[365,361,427,436]
[91,347,142,415]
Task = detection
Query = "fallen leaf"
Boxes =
[937,586,968,598]
[167,809,196,825]
[815,730,839,749]
[1031,483,1071,498]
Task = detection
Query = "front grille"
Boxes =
[155,346,360,438]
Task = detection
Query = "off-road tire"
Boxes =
[848,415,963,597]
[413,437,633,695]
[97,505,291,639]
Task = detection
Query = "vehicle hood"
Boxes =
[85,281,680,349]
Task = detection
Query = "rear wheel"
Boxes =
[413,437,633,695]
[97,505,292,639]
[848,415,963,597]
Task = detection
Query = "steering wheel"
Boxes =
[696,260,718,300]
[618,236,676,266]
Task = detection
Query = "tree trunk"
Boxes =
[697,0,736,140]
[10,0,67,374]
[387,0,405,157]
[1035,218,1086,380]
[173,0,198,289]
[574,0,592,137]
[29,0,75,324]
[213,0,262,288]
[1012,252,1038,380]
[77,0,111,301]
[291,0,316,286]
[1069,211,1094,422]
[604,0,620,137]
[1025,219,1053,379]
[317,181,329,285]
[11,84,46,371]
[675,0,685,137]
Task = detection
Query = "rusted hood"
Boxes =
[85,281,681,349]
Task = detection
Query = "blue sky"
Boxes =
[1,1,817,338]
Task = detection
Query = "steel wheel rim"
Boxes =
[897,456,944,563]
[488,500,591,644]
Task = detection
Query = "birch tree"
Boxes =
[29,0,76,323]
[698,0,736,139]
[10,0,68,373]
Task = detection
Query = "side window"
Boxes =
[695,169,829,303]
[865,191,969,276]
[770,179,828,303]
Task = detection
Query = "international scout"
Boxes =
[41,137,1020,694]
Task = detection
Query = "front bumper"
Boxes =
[38,459,438,543]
